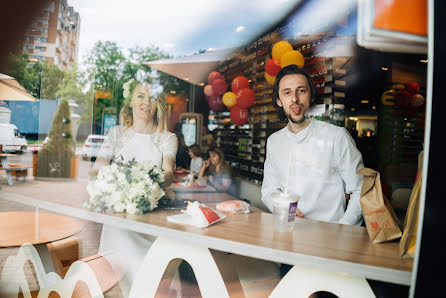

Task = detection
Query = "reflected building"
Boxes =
[21,0,80,69]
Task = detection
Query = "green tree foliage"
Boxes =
[23,62,42,98]
[37,99,74,178]
[56,64,84,101]
[41,63,65,99]
[3,52,28,83]
[2,52,41,97]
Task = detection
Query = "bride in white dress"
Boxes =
[92,79,177,285]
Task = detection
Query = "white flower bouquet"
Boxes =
[84,158,167,215]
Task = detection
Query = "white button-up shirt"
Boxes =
[261,118,364,225]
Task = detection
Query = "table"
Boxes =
[0,212,84,247]
[168,181,216,193]
[1,187,413,296]
[0,153,18,185]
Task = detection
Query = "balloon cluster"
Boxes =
[204,71,227,112]
[381,82,424,109]
[204,71,255,125]
[264,40,305,85]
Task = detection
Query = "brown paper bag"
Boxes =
[399,151,423,257]
[358,168,402,243]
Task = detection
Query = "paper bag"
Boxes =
[399,151,423,257]
[358,168,402,243]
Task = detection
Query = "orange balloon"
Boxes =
[264,72,276,85]
[222,91,237,108]
[280,50,304,68]
[272,41,293,61]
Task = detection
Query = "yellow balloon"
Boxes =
[222,91,237,108]
[272,41,293,61]
[264,72,276,85]
[280,50,305,68]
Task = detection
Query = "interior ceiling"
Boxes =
[145,47,241,86]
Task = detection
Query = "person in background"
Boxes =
[198,147,233,192]
[261,65,364,226]
[177,144,203,177]
[173,122,191,169]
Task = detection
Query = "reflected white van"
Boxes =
[0,123,27,151]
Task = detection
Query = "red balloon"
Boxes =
[404,82,420,95]
[204,84,214,96]
[230,106,249,125]
[265,59,281,76]
[231,76,250,94]
[211,79,227,96]
[236,88,256,108]
[395,90,412,108]
[208,71,223,85]
[208,95,224,111]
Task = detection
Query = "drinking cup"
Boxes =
[272,192,300,232]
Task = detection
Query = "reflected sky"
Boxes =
[69,0,301,61]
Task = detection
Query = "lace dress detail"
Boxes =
[97,125,177,165]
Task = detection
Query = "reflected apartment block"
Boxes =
[21,0,80,69]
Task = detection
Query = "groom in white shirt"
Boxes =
[261,65,364,225]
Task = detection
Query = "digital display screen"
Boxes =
[182,123,196,147]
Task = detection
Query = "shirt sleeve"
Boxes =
[335,128,364,225]
[261,137,279,213]
[162,133,178,161]
[195,158,203,172]
[97,126,118,161]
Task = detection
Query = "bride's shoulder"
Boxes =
[158,131,176,142]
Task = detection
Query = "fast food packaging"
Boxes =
[216,200,250,215]
[358,168,402,243]
[167,201,225,228]
[399,151,423,257]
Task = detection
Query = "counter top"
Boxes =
[0,179,413,285]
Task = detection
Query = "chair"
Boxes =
[46,237,125,295]
[269,265,375,298]
[0,243,103,298]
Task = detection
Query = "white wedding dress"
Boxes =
[96,125,178,285]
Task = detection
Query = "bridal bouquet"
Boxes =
[84,158,167,215]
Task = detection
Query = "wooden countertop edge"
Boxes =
[1,191,412,286]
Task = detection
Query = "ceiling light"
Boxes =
[372,106,376,109]
[361,100,369,104]
[381,67,388,71]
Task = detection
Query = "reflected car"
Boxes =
[82,134,107,161]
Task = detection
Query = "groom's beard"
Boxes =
[288,113,308,124]
[284,106,308,124]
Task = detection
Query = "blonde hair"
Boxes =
[120,81,168,132]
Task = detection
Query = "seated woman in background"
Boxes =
[177,144,203,177]
[198,147,233,193]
